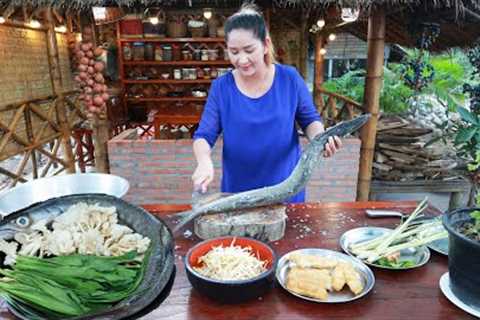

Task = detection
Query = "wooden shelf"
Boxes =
[120,37,225,43]
[124,60,231,66]
[124,79,212,84]
[127,97,207,102]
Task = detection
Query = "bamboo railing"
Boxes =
[315,87,364,126]
[0,92,86,189]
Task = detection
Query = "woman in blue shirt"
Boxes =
[192,4,342,203]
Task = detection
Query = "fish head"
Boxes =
[0,207,60,240]
[326,113,371,138]
[0,212,35,240]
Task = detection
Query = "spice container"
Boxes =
[196,67,205,79]
[123,43,132,61]
[132,42,145,61]
[203,67,211,79]
[208,49,219,61]
[192,49,201,61]
[210,68,218,78]
[201,49,209,61]
[155,44,163,61]
[173,69,182,80]
[182,50,192,61]
[172,44,181,61]
[144,43,155,61]
[162,45,172,61]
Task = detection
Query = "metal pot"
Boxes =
[0,173,129,216]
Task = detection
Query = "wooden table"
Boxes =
[0,201,475,319]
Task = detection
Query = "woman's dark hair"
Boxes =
[224,3,276,64]
[224,11,267,42]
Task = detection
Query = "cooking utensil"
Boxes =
[0,173,129,217]
[339,227,431,270]
[276,248,375,303]
[3,193,174,319]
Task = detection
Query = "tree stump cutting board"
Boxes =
[194,205,287,242]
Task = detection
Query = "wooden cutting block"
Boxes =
[194,205,287,242]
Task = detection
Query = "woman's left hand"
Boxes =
[323,136,342,157]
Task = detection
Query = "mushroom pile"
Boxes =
[72,26,109,117]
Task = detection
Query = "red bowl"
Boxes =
[185,236,277,303]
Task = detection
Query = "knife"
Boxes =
[365,209,436,225]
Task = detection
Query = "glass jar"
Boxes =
[182,50,192,61]
[172,44,181,61]
[201,49,209,61]
[210,67,218,78]
[132,42,145,61]
[123,43,132,60]
[207,49,218,61]
[173,69,182,80]
[162,45,172,61]
[196,67,205,79]
[203,67,211,79]
[192,49,201,61]
[144,43,155,61]
[155,44,163,61]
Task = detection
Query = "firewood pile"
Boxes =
[372,115,459,181]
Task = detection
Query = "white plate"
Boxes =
[439,272,480,318]
[276,248,375,303]
[340,227,431,270]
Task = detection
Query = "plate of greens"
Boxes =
[339,227,431,270]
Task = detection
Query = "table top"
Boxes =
[136,201,475,320]
[0,201,475,320]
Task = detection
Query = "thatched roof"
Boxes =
[0,0,478,11]
[0,0,478,50]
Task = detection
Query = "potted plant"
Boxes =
[442,42,480,308]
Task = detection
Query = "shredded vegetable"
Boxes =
[193,240,267,281]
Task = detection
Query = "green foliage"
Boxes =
[322,66,414,114]
[452,107,480,160]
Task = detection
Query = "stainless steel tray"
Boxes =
[0,173,129,216]
[276,248,375,303]
[339,227,431,270]
[428,238,448,256]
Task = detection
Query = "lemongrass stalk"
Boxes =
[368,231,448,263]
[369,198,428,256]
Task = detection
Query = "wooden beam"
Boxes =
[299,8,309,77]
[357,7,386,201]
[314,34,325,110]
[45,8,75,173]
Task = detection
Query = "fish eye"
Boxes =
[16,216,30,227]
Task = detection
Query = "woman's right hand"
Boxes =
[192,159,214,193]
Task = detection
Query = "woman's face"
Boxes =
[226,28,268,77]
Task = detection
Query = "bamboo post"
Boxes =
[299,9,308,77]
[357,7,386,201]
[314,34,325,112]
[87,17,110,173]
[45,8,75,173]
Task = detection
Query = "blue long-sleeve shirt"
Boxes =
[193,64,321,203]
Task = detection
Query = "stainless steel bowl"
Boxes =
[0,173,129,216]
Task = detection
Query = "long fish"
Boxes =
[172,114,371,232]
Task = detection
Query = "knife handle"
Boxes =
[365,210,404,218]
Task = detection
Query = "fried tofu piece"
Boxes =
[286,267,332,300]
[287,253,337,269]
[338,262,364,295]
[331,264,346,291]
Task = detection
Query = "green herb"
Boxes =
[376,257,416,268]
[0,248,150,318]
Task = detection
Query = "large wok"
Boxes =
[0,173,129,216]
[3,194,175,319]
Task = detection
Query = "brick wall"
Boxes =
[109,130,361,205]
[0,25,74,107]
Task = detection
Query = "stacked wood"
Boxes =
[373,115,458,181]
